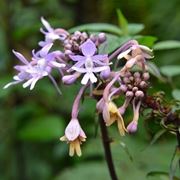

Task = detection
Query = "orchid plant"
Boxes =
[4,16,180,180]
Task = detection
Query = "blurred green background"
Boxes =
[0,0,180,180]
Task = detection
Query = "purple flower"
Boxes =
[4,43,65,90]
[39,17,69,47]
[69,39,110,84]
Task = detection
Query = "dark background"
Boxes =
[0,0,180,179]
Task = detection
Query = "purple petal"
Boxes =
[65,120,81,141]
[13,50,29,64]
[93,66,108,73]
[81,39,96,56]
[72,67,86,73]
[41,17,53,32]
[39,43,53,57]
[69,55,86,62]
[92,54,108,61]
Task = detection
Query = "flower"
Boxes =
[4,43,65,90]
[117,44,153,74]
[69,39,110,84]
[60,119,86,156]
[39,17,69,47]
[103,101,126,136]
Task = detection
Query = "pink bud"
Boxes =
[127,121,137,133]
[62,74,78,85]
[100,67,111,80]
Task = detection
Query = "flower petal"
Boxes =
[93,66,108,73]
[69,55,86,62]
[81,39,96,56]
[72,66,86,73]
[13,50,29,64]
[39,43,53,57]
[65,119,81,141]
[41,17,53,32]
[89,72,97,83]
[92,54,108,62]
[117,48,132,60]
[81,73,90,85]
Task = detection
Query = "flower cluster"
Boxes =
[4,17,154,156]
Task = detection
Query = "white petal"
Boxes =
[93,66,108,73]
[117,48,132,60]
[72,66,86,73]
[3,81,20,89]
[41,17,53,32]
[30,78,39,90]
[89,73,97,83]
[23,79,34,88]
[50,61,66,68]
[81,73,90,85]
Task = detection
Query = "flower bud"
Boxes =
[119,84,127,92]
[100,67,111,80]
[127,84,133,90]
[127,121,137,133]
[65,50,73,55]
[139,81,148,88]
[123,77,130,84]
[134,72,140,78]
[62,74,78,85]
[143,72,150,80]
[135,90,144,98]
[129,76,134,81]
[126,91,134,97]
[132,87,138,92]
[90,34,97,42]
[98,33,106,43]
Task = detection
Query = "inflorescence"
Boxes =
[4,17,154,156]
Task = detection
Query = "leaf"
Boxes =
[134,35,157,47]
[17,116,64,141]
[99,34,130,54]
[117,9,128,35]
[119,141,133,162]
[154,40,180,50]
[160,65,180,77]
[170,147,180,180]
[68,23,122,35]
[147,171,180,180]
[128,23,145,35]
[172,89,180,100]
[150,129,167,146]
[147,62,166,82]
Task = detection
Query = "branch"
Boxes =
[99,114,118,180]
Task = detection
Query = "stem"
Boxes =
[176,131,180,169]
[99,114,118,180]
[108,40,138,61]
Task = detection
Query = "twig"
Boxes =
[99,114,118,180]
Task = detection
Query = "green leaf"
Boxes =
[99,34,130,54]
[134,35,157,47]
[172,89,180,100]
[150,129,167,146]
[68,23,122,35]
[17,116,64,141]
[128,23,145,35]
[154,40,180,50]
[170,147,180,180]
[119,141,133,162]
[147,171,180,180]
[117,9,128,35]
[147,62,166,82]
[160,65,180,77]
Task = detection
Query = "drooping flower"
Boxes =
[39,17,69,47]
[102,100,126,136]
[117,44,153,74]
[60,119,86,156]
[69,39,110,84]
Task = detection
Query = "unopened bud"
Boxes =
[62,74,78,85]
[123,77,130,84]
[100,67,111,80]
[126,91,134,97]
[134,72,140,78]
[65,50,72,55]
[127,84,133,90]
[132,87,138,92]
[129,76,134,81]
[135,90,144,98]
[143,72,150,80]
[127,121,137,133]
[119,84,127,92]
[98,33,106,43]
[139,81,148,88]
[90,34,97,42]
